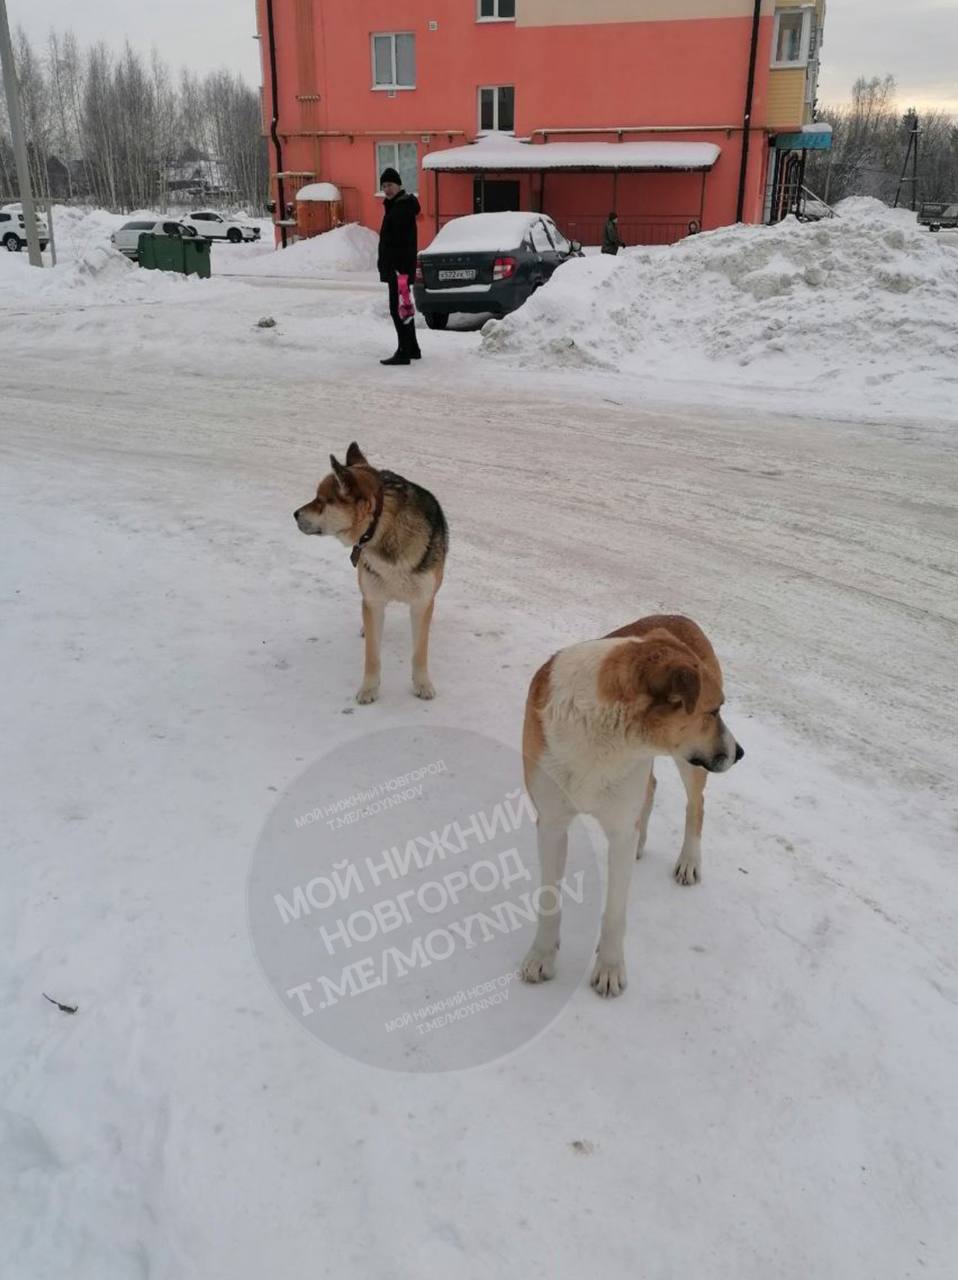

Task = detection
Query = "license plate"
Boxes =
[438,269,476,282]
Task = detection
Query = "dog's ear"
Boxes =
[329,454,356,497]
[345,442,367,467]
[652,658,701,715]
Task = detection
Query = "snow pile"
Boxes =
[238,223,378,276]
[481,199,958,416]
[49,205,130,260]
[0,241,215,306]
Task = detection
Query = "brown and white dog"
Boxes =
[294,443,448,704]
[520,614,743,998]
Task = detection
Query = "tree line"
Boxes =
[0,28,268,213]
[806,76,958,208]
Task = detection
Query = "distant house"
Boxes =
[255,0,830,248]
[166,154,234,199]
[44,156,72,200]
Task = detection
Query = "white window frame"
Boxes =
[476,0,516,22]
[371,32,416,91]
[771,7,813,69]
[375,141,419,196]
[477,85,516,134]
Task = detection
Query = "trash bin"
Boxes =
[182,237,211,278]
[137,233,211,278]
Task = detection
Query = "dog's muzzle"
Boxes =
[688,742,745,773]
[294,507,318,534]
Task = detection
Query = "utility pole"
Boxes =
[894,110,921,212]
[0,0,43,266]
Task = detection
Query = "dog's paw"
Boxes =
[355,681,380,705]
[590,958,627,998]
[673,854,701,886]
[521,945,557,984]
[635,833,647,861]
[412,676,436,700]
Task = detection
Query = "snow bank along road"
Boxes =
[2,264,957,1280]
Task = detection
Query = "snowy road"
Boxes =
[3,275,957,1279]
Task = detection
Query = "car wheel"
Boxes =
[3,233,22,252]
[227,228,242,244]
[424,312,449,331]
[930,224,940,233]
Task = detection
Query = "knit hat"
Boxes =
[380,167,402,187]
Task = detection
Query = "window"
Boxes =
[545,219,571,254]
[772,8,812,67]
[479,86,515,133]
[372,33,416,89]
[530,222,555,255]
[478,0,516,19]
[376,141,419,195]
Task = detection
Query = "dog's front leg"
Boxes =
[357,599,385,704]
[591,819,639,998]
[673,759,707,885]
[409,598,436,700]
[520,815,569,983]
[592,769,650,997]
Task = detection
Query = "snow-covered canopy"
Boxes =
[296,182,342,202]
[423,135,721,173]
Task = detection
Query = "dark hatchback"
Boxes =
[414,211,582,330]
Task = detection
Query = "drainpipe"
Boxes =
[736,0,763,223]
[264,0,288,247]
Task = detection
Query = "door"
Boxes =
[529,219,560,280]
[473,179,520,214]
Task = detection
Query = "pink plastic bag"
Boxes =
[397,273,416,323]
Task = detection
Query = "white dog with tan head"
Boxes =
[520,614,744,998]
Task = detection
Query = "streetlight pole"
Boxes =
[0,0,43,266]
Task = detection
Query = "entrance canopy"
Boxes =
[773,124,833,151]
[423,135,721,174]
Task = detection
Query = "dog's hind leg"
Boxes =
[673,759,707,885]
[357,599,384,704]
[409,598,436,700]
[635,769,657,859]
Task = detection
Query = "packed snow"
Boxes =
[2,196,957,1279]
[482,197,958,418]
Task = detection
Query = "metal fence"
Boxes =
[560,215,700,247]
[434,210,699,248]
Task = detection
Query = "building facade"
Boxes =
[255,0,827,247]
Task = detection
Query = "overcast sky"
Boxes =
[11,0,958,116]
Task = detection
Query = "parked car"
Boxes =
[414,211,583,329]
[181,210,261,243]
[0,207,50,252]
[111,219,198,261]
[918,201,958,232]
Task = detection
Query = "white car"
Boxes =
[180,210,261,243]
[0,206,50,252]
[110,218,198,260]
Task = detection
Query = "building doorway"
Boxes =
[473,179,520,213]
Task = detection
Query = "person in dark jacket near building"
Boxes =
[602,211,625,255]
[377,168,422,366]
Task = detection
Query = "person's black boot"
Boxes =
[380,353,411,366]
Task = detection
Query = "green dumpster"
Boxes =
[137,232,210,278]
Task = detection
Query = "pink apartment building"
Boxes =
[255,0,829,248]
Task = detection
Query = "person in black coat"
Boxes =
[602,212,625,255]
[377,167,422,366]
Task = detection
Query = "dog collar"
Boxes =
[350,471,405,567]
